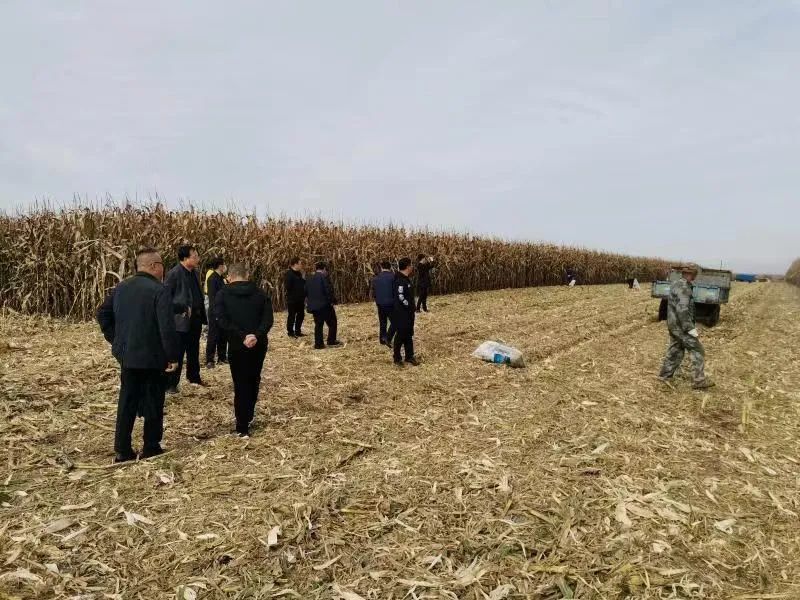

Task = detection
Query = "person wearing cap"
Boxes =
[658,264,714,389]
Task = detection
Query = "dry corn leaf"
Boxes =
[43,518,74,534]
[267,525,281,547]
[615,502,632,528]
[714,518,736,534]
[124,512,154,526]
[331,585,366,600]
[313,555,341,571]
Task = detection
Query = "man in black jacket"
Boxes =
[372,260,395,346]
[393,257,420,366]
[284,257,306,338]
[205,256,228,368]
[164,244,207,392]
[96,248,180,462]
[415,254,436,312]
[213,263,274,437]
[306,261,342,350]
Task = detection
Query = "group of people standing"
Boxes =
[96,245,436,462]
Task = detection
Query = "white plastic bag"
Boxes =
[472,341,525,368]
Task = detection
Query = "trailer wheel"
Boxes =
[658,298,668,321]
[707,305,720,327]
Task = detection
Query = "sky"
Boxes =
[1,1,798,274]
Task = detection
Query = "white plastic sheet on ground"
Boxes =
[472,341,525,368]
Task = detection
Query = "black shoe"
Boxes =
[314,344,325,350]
[189,380,209,388]
[295,332,307,337]
[328,340,343,347]
[405,357,421,366]
[114,451,137,464]
[379,338,387,346]
[166,386,179,395]
[206,362,215,369]
[393,360,405,367]
[139,446,165,459]
[288,332,297,338]
[218,359,228,365]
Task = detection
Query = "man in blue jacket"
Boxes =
[372,260,395,346]
[305,261,342,350]
[96,248,180,462]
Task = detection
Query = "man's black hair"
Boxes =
[289,256,301,267]
[399,257,412,271]
[177,244,196,262]
[380,260,392,270]
[207,256,225,270]
[315,261,327,271]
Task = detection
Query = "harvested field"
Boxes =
[2,281,800,599]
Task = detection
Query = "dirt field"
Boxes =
[2,282,799,599]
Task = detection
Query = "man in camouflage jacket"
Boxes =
[658,265,714,389]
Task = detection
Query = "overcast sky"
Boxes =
[1,1,798,273]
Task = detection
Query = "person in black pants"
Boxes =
[284,257,307,338]
[213,263,274,438]
[96,247,180,462]
[372,260,395,346]
[205,256,228,368]
[415,254,436,312]
[306,261,342,350]
[164,244,207,393]
[393,257,420,366]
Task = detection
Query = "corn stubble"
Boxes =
[0,205,670,319]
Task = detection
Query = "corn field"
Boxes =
[786,259,800,286]
[0,205,671,319]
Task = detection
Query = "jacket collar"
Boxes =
[135,271,160,282]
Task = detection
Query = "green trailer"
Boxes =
[651,268,732,327]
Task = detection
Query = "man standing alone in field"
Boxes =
[164,244,207,392]
[205,257,228,368]
[306,262,342,350]
[393,257,420,366]
[415,254,436,312]
[213,264,273,438]
[372,260,395,346]
[96,248,179,462]
[658,264,715,389]
[284,257,307,338]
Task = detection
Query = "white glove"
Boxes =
[688,328,699,338]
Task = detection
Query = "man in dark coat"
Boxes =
[96,248,180,462]
[305,261,342,350]
[393,257,419,366]
[214,263,274,437]
[164,244,207,392]
[415,254,436,312]
[205,256,228,368]
[372,260,395,346]
[284,257,307,338]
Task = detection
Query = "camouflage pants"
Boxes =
[659,330,706,383]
